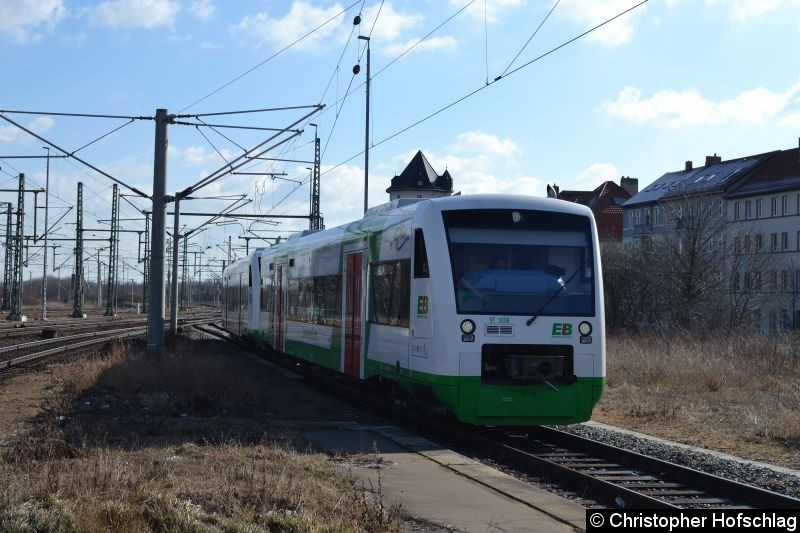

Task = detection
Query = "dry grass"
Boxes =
[0,338,400,532]
[596,332,800,465]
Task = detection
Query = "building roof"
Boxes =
[559,180,631,213]
[726,148,800,198]
[386,150,453,193]
[624,152,773,207]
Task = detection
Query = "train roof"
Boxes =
[251,194,595,262]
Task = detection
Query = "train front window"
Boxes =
[443,209,594,316]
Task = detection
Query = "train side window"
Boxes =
[370,260,411,328]
[414,229,429,278]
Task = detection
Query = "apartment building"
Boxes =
[622,143,800,330]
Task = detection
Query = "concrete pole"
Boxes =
[147,109,169,356]
[41,147,50,320]
[169,194,180,336]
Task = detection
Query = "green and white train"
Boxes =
[222,194,605,425]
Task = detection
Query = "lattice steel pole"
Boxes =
[310,124,322,230]
[105,184,119,316]
[1,202,11,310]
[180,235,188,309]
[142,213,149,312]
[71,182,85,318]
[8,174,25,321]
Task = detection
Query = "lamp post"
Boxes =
[355,34,370,214]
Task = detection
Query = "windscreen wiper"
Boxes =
[526,260,588,326]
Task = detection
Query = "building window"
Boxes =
[744,235,751,253]
[734,201,741,220]
[781,309,790,330]
[718,200,723,217]
[744,200,751,220]
[772,196,778,216]
[755,234,762,251]
[782,270,789,291]
[782,195,789,215]
[782,232,789,251]
[756,198,763,218]
[770,270,778,291]
[771,233,778,252]
[797,231,800,251]
[769,309,777,331]
[635,209,641,226]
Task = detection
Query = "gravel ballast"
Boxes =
[551,421,800,499]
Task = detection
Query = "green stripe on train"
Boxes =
[365,359,606,425]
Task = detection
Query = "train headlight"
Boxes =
[460,319,476,335]
[579,321,592,336]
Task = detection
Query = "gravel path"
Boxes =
[551,422,800,500]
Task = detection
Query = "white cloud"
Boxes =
[451,131,519,158]
[87,0,180,30]
[449,0,525,24]
[361,2,422,42]
[190,0,215,20]
[0,0,65,43]
[602,78,800,128]
[574,162,619,190]
[558,0,647,48]
[0,116,55,145]
[170,145,233,167]
[704,0,800,23]
[384,36,458,56]
[29,116,55,134]
[236,1,346,51]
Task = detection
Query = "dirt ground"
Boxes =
[594,334,800,470]
[0,336,398,532]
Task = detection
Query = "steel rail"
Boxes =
[0,316,219,372]
[193,323,800,510]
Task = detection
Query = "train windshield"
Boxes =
[443,209,595,316]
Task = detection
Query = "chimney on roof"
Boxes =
[685,160,693,171]
[705,153,722,166]
[620,176,638,197]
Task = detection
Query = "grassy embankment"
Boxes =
[0,337,399,532]
[596,332,800,466]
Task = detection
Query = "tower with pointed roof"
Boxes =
[386,150,453,200]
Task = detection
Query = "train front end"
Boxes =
[410,195,605,425]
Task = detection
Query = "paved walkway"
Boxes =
[303,424,586,533]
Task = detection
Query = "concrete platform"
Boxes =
[302,424,585,533]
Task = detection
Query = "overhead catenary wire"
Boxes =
[0,112,149,198]
[499,0,562,77]
[319,0,649,181]
[176,0,361,114]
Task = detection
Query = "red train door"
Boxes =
[344,252,363,378]
[275,265,285,351]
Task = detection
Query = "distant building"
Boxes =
[386,150,453,201]
[622,153,765,245]
[548,178,636,240]
[622,142,800,331]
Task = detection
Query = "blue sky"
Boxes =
[2,0,800,282]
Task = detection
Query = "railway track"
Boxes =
[0,314,220,375]
[193,323,800,511]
